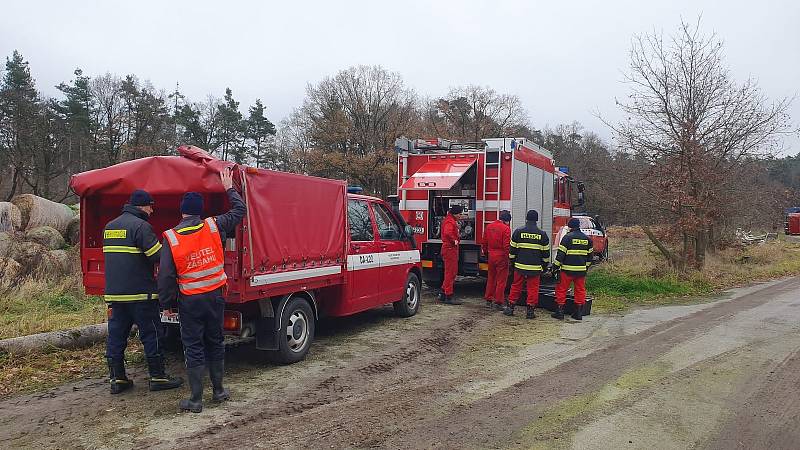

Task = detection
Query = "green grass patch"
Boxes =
[0,275,106,339]
[586,270,711,299]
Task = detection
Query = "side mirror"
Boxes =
[404,224,413,236]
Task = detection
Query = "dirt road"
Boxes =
[2,277,800,449]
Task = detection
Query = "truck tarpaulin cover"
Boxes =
[243,169,347,275]
[70,146,232,197]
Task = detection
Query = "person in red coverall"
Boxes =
[440,204,463,305]
[482,210,512,311]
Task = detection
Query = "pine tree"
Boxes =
[0,51,43,199]
[245,99,276,168]
[216,88,245,163]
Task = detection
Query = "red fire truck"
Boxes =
[70,146,422,364]
[394,137,584,289]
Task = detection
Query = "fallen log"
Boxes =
[0,323,108,355]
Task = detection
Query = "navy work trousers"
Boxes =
[105,300,162,360]
[178,289,225,368]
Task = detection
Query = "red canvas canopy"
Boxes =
[70,146,235,197]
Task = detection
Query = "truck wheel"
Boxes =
[393,273,421,317]
[271,296,315,364]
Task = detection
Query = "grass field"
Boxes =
[0,274,106,340]
[588,227,800,313]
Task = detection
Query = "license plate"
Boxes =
[160,310,180,324]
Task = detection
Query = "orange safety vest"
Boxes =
[163,217,227,296]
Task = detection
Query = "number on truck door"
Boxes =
[346,199,380,309]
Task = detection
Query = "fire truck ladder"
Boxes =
[483,147,501,228]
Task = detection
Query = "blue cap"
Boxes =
[129,189,154,206]
[526,210,538,221]
[180,192,204,216]
[568,218,580,229]
[499,210,511,222]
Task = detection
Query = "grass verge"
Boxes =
[589,228,800,314]
[0,274,106,340]
[0,340,144,398]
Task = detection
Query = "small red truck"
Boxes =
[787,213,800,236]
[70,146,422,363]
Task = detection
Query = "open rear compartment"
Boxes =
[73,154,240,297]
[409,155,483,281]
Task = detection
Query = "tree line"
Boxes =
[0,18,797,271]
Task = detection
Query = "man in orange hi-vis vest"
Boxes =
[158,167,245,413]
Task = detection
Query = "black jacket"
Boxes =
[509,221,550,275]
[103,205,162,302]
[158,189,246,307]
[554,229,593,277]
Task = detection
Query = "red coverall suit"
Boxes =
[482,220,511,305]
[440,213,460,296]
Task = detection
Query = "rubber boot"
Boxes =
[179,365,205,413]
[494,302,505,311]
[551,306,565,320]
[208,360,230,402]
[437,291,446,303]
[108,358,133,394]
[147,356,184,391]
[526,306,536,319]
[445,295,463,305]
[571,304,583,321]
[503,302,514,316]
[485,300,493,309]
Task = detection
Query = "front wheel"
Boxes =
[269,295,315,364]
[393,273,421,317]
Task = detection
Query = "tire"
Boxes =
[270,295,315,365]
[394,273,421,318]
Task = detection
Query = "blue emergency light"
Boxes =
[347,186,364,194]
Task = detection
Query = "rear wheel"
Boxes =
[394,273,421,317]
[269,295,315,364]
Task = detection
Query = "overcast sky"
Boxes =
[2,0,798,153]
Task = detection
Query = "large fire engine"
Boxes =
[394,137,584,289]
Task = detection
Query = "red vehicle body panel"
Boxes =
[70,146,419,319]
[788,213,800,235]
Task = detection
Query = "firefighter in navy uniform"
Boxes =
[505,210,550,319]
[103,189,183,394]
[551,218,593,321]
[158,168,245,413]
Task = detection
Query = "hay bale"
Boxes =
[37,249,73,276]
[26,226,66,250]
[66,215,81,246]
[0,257,22,281]
[48,250,74,274]
[11,194,75,235]
[0,202,22,232]
[9,241,48,270]
[0,232,12,256]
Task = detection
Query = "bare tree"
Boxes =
[610,19,793,269]
[422,85,529,143]
[302,65,418,196]
[90,73,124,165]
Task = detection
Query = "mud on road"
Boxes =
[2,277,800,449]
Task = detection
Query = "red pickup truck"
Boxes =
[70,146,422,363]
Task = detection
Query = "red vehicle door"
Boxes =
[346,199,381,309]
[371,202,411,303]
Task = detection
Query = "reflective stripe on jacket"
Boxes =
[164,217,227,295]
[103,205,161,302]
[554,229,593,277]
[509,221,550,275]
